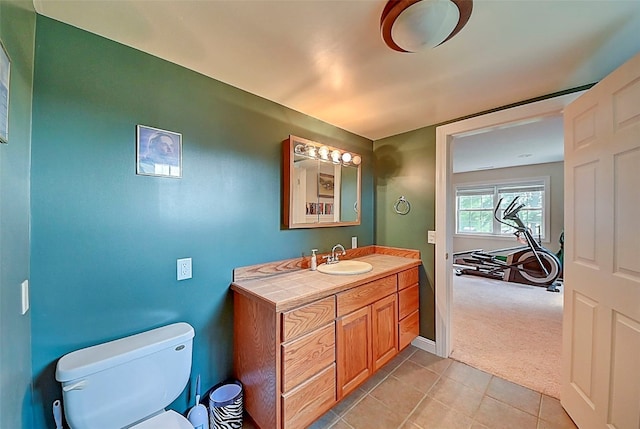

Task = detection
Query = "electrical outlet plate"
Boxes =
[351,236,358,249]
[177,258,192,281]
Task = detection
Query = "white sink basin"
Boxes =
[317,260,373,275]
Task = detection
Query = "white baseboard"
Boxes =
[411,336,437,354]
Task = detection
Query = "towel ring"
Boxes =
[394,196,411,215]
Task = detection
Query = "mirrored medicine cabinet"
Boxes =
[283,135,361,229]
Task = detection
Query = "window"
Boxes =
[456,178,549,239]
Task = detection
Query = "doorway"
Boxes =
[447,116,566,396]
[433,91,585,360]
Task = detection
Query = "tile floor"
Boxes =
[242,346,578,429]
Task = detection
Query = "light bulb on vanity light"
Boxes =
[352,155,362,165]
[318,146,329,159]
[341,152,352,163]
[331,150,341,163]
[307,145,317,158]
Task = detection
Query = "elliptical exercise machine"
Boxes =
[454,197,562,291]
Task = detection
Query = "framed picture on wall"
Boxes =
[0,40,10,144]
[136,125,182,178]
[318,173,334,198]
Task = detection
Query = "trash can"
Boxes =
[208,380,243,429]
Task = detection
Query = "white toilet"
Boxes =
[55,322,196,429]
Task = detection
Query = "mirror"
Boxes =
[283,135,361,228]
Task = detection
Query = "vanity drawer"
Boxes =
[399,310,419,350]
[282,363,336,429]
[282,296,336,342]
[337,275,397,317]
[398,267,419,291]
[398,284,419,320]
[281,323,335,393]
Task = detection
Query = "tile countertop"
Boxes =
[231,253,422,313]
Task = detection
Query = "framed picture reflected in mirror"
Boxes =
[318,173,334,198]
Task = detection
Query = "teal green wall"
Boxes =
[0,1,35,428]
[373,127,437,339]
[30,16,373,428]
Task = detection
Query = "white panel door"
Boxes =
[562,52,640,429]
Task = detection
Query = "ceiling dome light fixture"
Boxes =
[381,0,473,53]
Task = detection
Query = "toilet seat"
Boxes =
[130,410,194,429]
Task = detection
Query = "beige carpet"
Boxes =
[450,273,563,398]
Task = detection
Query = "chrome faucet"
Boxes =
[324,243,346,264]
[321,243,347,264]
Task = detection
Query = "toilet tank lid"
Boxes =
[56,322,194,382]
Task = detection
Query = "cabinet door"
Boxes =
[336,306,372,400]
[372,294,398,372]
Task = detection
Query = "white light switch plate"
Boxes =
[427,230,436,244]
[21,280,29,315]
[177,258,192,281]
[351,236,358,249]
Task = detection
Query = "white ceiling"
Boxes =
[33,0,640,144]
[452,115,565,173]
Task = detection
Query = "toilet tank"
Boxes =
[56,322,195,429]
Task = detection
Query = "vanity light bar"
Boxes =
[293,142,361,166]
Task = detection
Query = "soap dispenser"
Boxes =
[310,249,318,271]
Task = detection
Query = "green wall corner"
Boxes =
[0,1,35,428]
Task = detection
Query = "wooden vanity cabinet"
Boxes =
[233,261,421,429]
[234,294,338,429]
[336,276,398,399]
[397,267,420,350]
[280,297,337,429]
